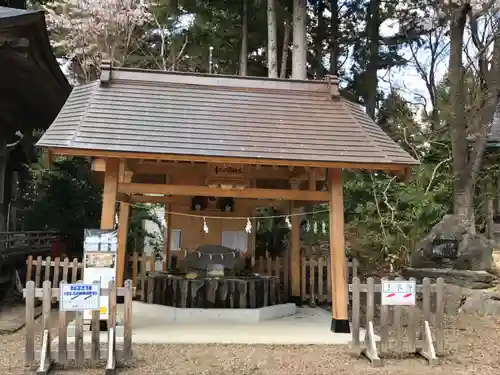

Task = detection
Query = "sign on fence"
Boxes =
[60,283,100,312]
[83,228,118,320]
[381,279,416,306]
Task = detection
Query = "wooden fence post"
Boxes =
[24,280,35,367]
[91,280,101,365]
[124,279,133,359]
[407,277,417,353]
[106,280,117,374]
[379,277,389,353]
[435,277,445,354]
[58,281,68,365]
[36,280,53,375]
[351,277,361,351]
[35,256,42,287]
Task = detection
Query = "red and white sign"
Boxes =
[381,280,416,306]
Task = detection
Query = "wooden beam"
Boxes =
[92,158,325,181]
[129,194,289,209]
[101,159,120,229]
[130,195,189,205]
[329,168,349,333]
[49,147,414,172]
[290,182,302,304]
[119,183,330,201]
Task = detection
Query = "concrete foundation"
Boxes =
[61,303,373,345]
[67,315,124,338]
[146,303,297,324]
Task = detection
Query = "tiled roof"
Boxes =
[37,66,418,168]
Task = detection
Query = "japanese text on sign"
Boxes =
[381,280,416,306]
[60,283,100,312]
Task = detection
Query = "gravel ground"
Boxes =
[2,310,500,375]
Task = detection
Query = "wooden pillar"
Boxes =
[163,204,171,270]
[329,168,350,333]
[290,181,301,305]
[100,158,120,229]
[116,170,132,287]
[116,202,130,287]
[163,174,172,270]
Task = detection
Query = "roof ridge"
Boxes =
[338,98,393,164]
[99,62,339,96]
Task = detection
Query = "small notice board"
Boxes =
[83,229,117,320]
[381,279,416,306]
[60,283,100,312]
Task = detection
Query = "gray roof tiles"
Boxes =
[37,66,418,167]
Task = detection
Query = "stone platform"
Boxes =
[139,302,296,324]
[403,267,497,289]
[67,315,125,338]
[59,303,371,345]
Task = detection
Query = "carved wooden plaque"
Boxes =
[208,163,247,179]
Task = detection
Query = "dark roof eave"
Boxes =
[39,145,419,172]
[0,7,71,97]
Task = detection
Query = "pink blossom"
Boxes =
[44,0,153,81]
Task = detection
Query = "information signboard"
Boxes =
[60,283,100,312]
[83,229,117,320]
[381,279,416,306]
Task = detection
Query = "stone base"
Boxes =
[67,315,124,338]
[402,267,497,289]
[289,295,302,306]
[331,318,350,333]
[134,302,297,324]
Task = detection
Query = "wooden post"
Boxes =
[116,170,132,287]
[164,204,171,270]
[101,159,120,229]
[290,182,301,305]
[117,202,130,287]
[328,168,350,333]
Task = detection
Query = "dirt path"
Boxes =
[1,312,499,375]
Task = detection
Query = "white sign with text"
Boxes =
[60,283,100,312]
[381,280,416,306]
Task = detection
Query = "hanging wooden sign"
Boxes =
[208,163,247,179]
[206,163,249,187]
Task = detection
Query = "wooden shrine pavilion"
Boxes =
[36,62,418,333]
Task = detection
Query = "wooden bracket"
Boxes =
[105,327,116,374]
[362,321,382,367]
[36,329,52,375]
[417,320,439,365]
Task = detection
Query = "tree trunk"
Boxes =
[239,0,248,76]
[292,0,307,80]
[451,7,500,231]
[448,6,471,220]
[364,0,381,120]
[280,19,291,78]
[329,0,338,75]
[267,0,278,78]
[314,0,326,79]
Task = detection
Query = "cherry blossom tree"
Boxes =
[44,0,153,83]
